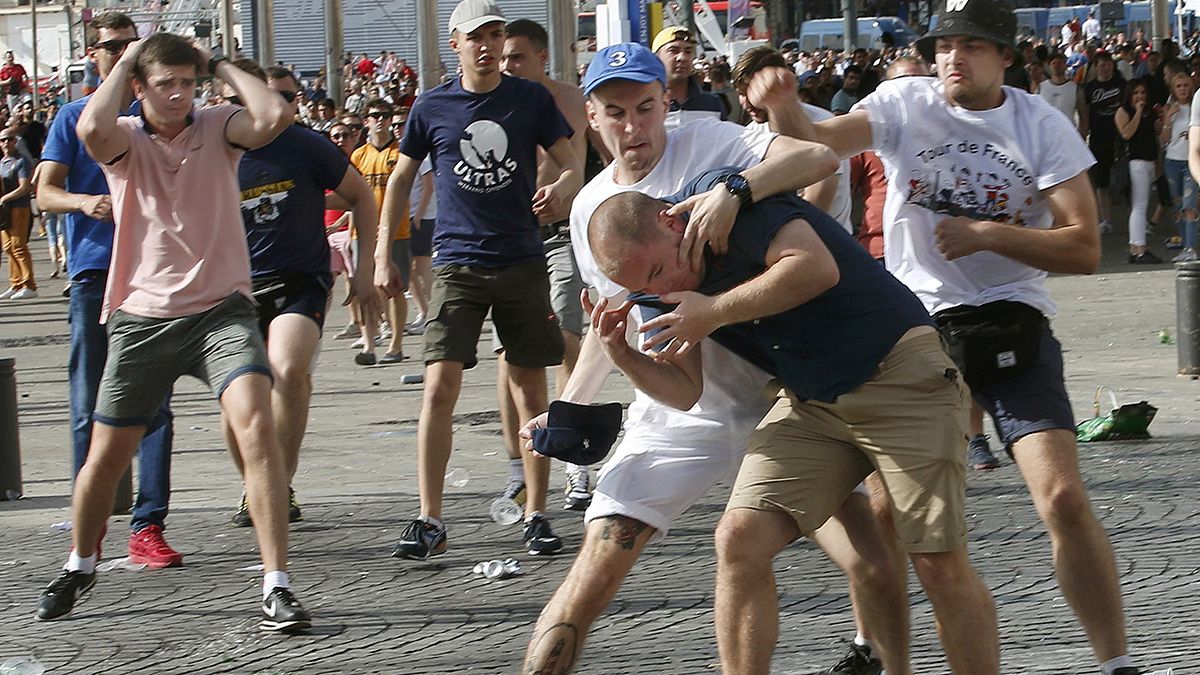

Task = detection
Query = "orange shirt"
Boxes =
[351,139,409,240]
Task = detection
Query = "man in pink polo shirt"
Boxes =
[34,33,308,633]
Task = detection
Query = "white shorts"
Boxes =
[584,418,756,545]
[584,406,871,545]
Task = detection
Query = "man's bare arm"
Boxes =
[375,152,421,296]
[801,171,840,213]
[642,219,840,355]
[589,297,704,410]
[747,66,874,160]
[933,172,1100,274]
[34,161,110,219]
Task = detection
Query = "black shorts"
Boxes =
[1089,136,1117,189]
[251,274,330,339]
[971,322,1076,447]
[411,218,435,257]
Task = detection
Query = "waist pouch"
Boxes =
[933,300,1046,390]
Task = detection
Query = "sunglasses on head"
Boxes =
[95,37,139,54]
[226,90,298,107]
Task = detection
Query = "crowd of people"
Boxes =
[5,0,1185,673]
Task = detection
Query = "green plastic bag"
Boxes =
[1076,387,1157,442]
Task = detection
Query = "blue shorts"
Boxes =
[971,322,1076,447]
[411,218,434,257]
[252,274,330,338]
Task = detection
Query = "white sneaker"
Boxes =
[0,287,16,300]
[11,288,38,300]
[1172,249,1198,263]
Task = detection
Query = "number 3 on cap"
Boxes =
[608,51,628,67]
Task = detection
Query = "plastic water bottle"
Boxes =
[444,468,470,488]
[1159,327,1172,344]
[400,373,424,385]
[0,657,46,675]
[489,496,524,525]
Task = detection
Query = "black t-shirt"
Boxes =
[1122,103,1160,161]
[1084,76,1125,143]
[19,121,45,160]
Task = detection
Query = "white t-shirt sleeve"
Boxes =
[1028,96,1095,191]
[852,79,911,157]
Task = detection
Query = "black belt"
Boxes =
[540,220,569,241]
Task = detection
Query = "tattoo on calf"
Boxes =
[525,622,579,675]
[599,516,648,551]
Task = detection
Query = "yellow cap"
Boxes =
[652,26,693,54]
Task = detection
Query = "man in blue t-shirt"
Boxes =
[377,0,582,559]
[221,61,382,528]
[35,11,182,569]
[586,168,998,674]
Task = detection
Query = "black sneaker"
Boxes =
[1129,250,1163,264]
[967,434,1001,470]
[806,642,882,675]
[523,513,564,555]
[287,487,303,523]
[391,519,448,560]
[231,492,252,527]
[260,587,312,633]
[563,467,592,512]
[231,487,302,527]
[35,570,96,621]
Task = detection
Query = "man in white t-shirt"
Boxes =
[1082,9,1102,43]
[520,43,910,675]
[1039,51,1085,134]
[731,46,853,233]
[782,1,1170,674]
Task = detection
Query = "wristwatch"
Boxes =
[716,173,753,209]
[207,50,228,76]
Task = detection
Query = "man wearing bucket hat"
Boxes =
[521,42,913,675]
[737,1,1174,673]
[376,0,583,559]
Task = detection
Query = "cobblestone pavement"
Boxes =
[1,238,1198,674]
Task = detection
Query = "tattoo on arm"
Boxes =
[525,622,579,675]
[598,516,649,551]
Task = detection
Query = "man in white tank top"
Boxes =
[1038,51,1084,133]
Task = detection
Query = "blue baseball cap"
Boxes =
[582,42,668,96]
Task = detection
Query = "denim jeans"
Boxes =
[68,271,174,532]
[1163,158,1197,250]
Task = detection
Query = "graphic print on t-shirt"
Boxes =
[454,119,518,193]
[241,180,295,227]
[902,141,1036,226]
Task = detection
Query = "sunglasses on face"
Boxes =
[95,37,139,54]
[365,111,391,120]
[331,133,351,140]
[0,137,16,142]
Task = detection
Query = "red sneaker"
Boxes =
[128,525,184,568]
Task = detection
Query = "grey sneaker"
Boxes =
[563,467,592,511]
[968,433,1001,470]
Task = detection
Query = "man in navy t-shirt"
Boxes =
[35,11,182,570]
[377,0,583,559]
[222,61,382,528]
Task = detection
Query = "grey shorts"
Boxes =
[390,239,412,289]
[545,232,584,336]
[94,293,272,427]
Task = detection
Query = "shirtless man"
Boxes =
[497,18,593,512]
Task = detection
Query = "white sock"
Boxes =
[565,462,585,474]
[419,514,443,530]
[262,570,290,599]
[525,511,546,523]
[853,633,874,653]
[1100,656,1134,675]
[508,458,524,482]
[65,551,97,574]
